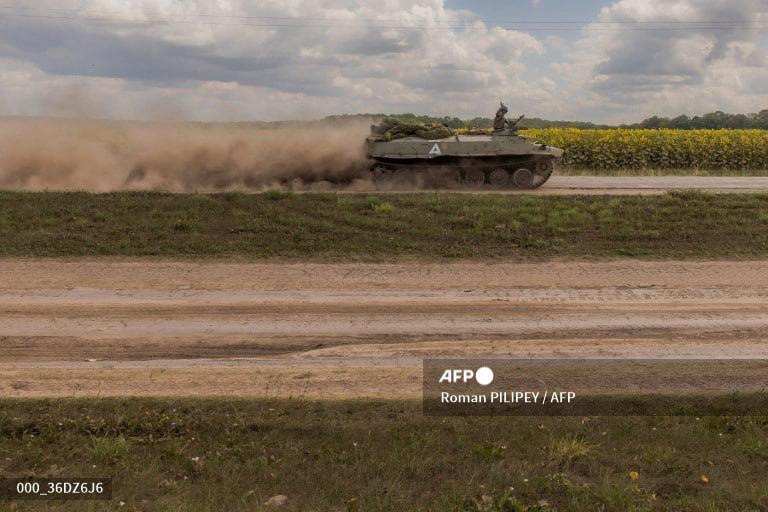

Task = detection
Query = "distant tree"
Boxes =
[466,117,493,128]
[755,110,768,128]
[630,109,768,129]
[667,115,691,129]
[638,116,664,129]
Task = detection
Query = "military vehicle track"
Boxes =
[370,156,556,189]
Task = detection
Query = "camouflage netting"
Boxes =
[374,117,454,141]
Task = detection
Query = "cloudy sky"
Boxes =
[0,0,766,123]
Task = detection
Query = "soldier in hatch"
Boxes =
[493,102,509,131]
[493,102,524,133]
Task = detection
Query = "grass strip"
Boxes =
[1,399,766,511]
[1,190,768,259]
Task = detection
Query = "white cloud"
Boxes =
[555,0,768,122]
[1,0,766,123]
[0,0,549,121]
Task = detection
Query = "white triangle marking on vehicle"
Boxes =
[429,143,442,156]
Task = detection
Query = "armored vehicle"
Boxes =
[366,105,563,189]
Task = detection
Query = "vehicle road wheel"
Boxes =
[464,168,486,188]
[488,168,510,188]
[530,159,555,189]
[512,168,534,189]
[372,165,393,182]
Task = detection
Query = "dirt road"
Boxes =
[2,259,767,398]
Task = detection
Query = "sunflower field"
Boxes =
[521,128,768,170]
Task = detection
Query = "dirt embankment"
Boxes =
[1,259,767,398]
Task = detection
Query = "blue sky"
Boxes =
[0,0,765,123]
[448,0,606,25]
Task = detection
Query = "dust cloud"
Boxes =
[0,118,372,192]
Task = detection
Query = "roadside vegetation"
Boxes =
[1,191,768,259]
[1,399,766,511]
[524,128,768,171]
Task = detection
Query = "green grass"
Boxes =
[1,400,767,511]
[91,436,129,465]
[1,191,768,259]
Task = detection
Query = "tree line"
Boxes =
[628,110,768,129]
[327,109,768,130]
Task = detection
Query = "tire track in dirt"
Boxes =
[1,259,767,397]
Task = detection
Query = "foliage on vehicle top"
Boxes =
[371,117,455,141]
